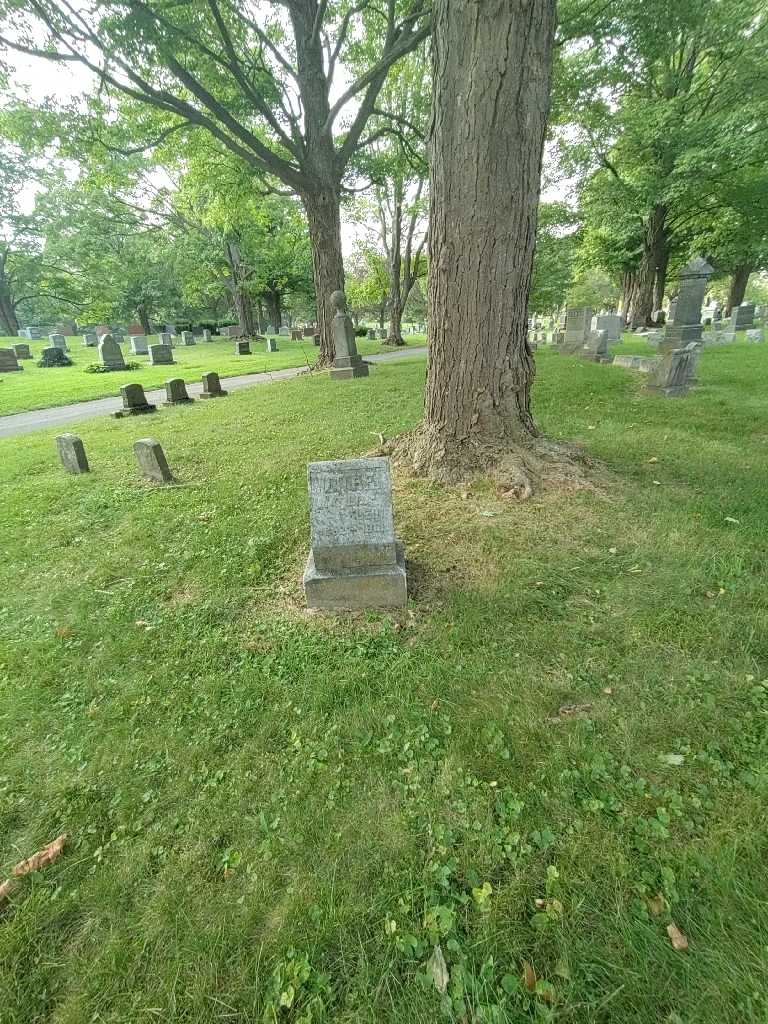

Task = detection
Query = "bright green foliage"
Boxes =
[530,202,578,313]
[2,347,768,1021]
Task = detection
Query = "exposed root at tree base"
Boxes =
[379,429,598,498]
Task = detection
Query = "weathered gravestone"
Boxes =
[662,257,713,352]
[560,307,593,354]
[313,333,321,346]
[730,303,756,333]
[13,343,32,360]
[0,348,23,372]
[82,332,98,347]
[38,346,72,368]
[164,378,193,406]
[200,371,228,398]
[594,314,623,342]
[265,337,279,353]
[291,328,302,340]
[235,340,251,355]
[367,328,378,340]
[129,335,149,355]
[158,331,173,347]
[134,438,173,483]
[98,334,126,370]
[303,326,316,337]
[48,333,68,352]
[181,330,196,346]
[148,343,175,366]
[580,330,610,363]
[329,291,369,380]
[612,354,659,372]
[113,383,156,418]
[56,433,89,474]
[202,329,212,342]
[645,343,702,397]
[279,326,290,337]
[303,457,407,609]
[746,329,764,343]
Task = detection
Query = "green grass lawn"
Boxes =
[1,345,767,1022]
[0,333,426,416]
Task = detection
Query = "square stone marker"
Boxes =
[130,334,149,355]
[0,347,23,372]
[235,340,251,355]
[148,343,175,366]
[82,332,98,347]
[113,383,157,418]
[303,457,407,609]
[134,438,174,483]
[200,371,228,398]
[265,337,279,352]
[181,330,196,346]
[202,329,212,342]
[164,377,193,405]
[48,333,69,351]
[56,433,89,474]
[13,343,32,359]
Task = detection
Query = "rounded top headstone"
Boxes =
[330,290,347,314]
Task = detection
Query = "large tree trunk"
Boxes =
[397,0,557,485]
[386,296,405,346]
[619,270,637,324]
[653,243,670,314]
[301,187,344,366]
[263,290,283,330]
[629,206,667,327]
[0,253,19,335]
[725,263,753,316]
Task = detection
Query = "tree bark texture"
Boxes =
[0,253,19,336]
[302,187,345,365]
[629,206,667,327]
[407,0,556,479]
[137,301,152,335]
[726,263,753,316]
[263,289,283,330]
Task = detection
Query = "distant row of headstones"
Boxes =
[531,259,763,397]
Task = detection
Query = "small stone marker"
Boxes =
[48,333,68,352]
[98,334,126,370]
[56,433,89,474]
[329,291,369,380]
[594,313,623,342]
[13,343,32,360]
[265,337,279,353]
[303,326,316,337]
[130,334,149,355]
[134,438,173,483]
[279,326,290,336]
[164,378,193,405]
[580,330,610,363]
[82,332,98,347]
[730,302,756,333]
[313,333,321,347]
[0,347,23,372]
[645,342,702,397]
[235,340,251,355]
[113,383,156,418]
[202,328,212,342]
[181,330,196,346]
[148,343,175,365]
[303,457,407,609]
[662,257,713,352]
[200,371,228,398]
[158,331,173,347]
[746,328,764,343]
[612,354,658,372]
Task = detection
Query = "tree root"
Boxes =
[380,427,597,498]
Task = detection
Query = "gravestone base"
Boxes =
[113,402,156,419]
[303,542,407,610]
[330,357,369,380]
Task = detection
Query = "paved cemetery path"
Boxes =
[0,347,427,439]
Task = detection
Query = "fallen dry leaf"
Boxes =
[0,878,20,903]
[648,893,665,916]
[55,626,72,639]
[558,703,593,716]
[647,457,658,464]
[522,960,537,992]
[430,699,440,712]
[667,922,689,951]
[12,834,67,878]
[602,687,614,695]
[426,945,449,994]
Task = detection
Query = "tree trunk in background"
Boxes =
[137,302,151,335]
[0,253,19,335]
[725,263,753,316]
[629,206,667,327]
[653,243,670,314]
[399,0,556,483]
[233,286,258,336]
[378,299,387,331]
[302,187,344,366]
[264,291,283,330]
[387,296,405,346]
[619,270,637,324]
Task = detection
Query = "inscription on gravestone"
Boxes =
[303,457,407,609]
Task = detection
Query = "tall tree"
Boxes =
[0,0,430,362]
[394,0,559,490]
